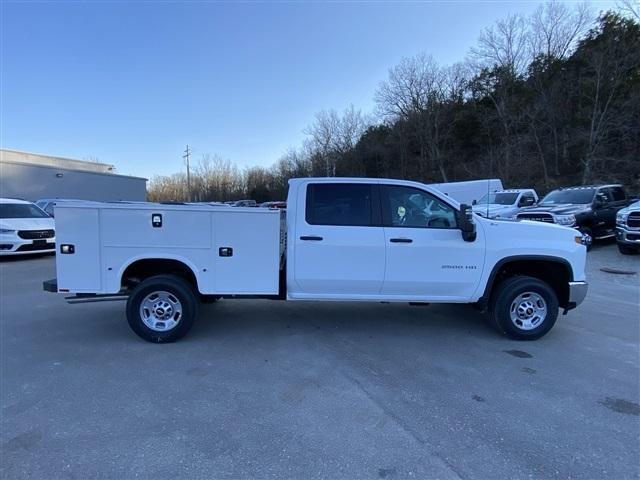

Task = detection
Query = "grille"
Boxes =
[517,213,554,223]
[17,229,55,240]
[627,212,640,229]
[627,233,640,241]
[16,243,55,252]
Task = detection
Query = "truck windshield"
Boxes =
[477,192,519,205]
[539,189,595,205]
[0,204,50,219]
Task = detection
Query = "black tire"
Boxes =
[489,276,559,340]
[126,274,198,343]
[200,294,221,304]
[618,243,637,255]
[579,227,593,252]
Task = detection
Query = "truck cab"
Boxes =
[517,185,631,248]
[472,189,538,219]
[45,177,588,343]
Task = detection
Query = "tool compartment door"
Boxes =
[213,210,280,294]
[55,206,102,293]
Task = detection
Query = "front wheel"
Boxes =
[618,243,637,255]
[126,274,198,343]
[490,276,559,340]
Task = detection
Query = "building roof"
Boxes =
[0,148,147,181]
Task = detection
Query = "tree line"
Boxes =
[148,4,640,203]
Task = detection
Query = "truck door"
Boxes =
[291,182,385,296]
[593,188,617,236]
[379,184,485,300]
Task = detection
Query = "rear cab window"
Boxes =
[305,183,377,226]
[608,187,626,203]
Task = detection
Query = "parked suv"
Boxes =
[472,189,538,219]
[616,200,640,254]
[516,185,631,249]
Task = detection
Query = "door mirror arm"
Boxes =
[458,204,477,242]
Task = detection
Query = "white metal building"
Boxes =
[0,149,147,202]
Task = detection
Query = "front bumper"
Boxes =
[568,281,588,309]
[0,237,56,255]
[616,226,640,246]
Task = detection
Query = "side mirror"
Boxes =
[472,199,477,205]
[520,197,535,207]
[458,204,477,242]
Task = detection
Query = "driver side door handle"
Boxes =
[390,238,413,243]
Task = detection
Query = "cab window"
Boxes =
[381,185,457,229]
[595,190,613,205]
[519,194,536,207]
[608,187,626,202]
[305,183,374,226]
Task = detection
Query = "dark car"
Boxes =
[516,185,631,249]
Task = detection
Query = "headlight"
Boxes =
[0,228,16,234]
[616,212,627,226]
[555,214,576,227]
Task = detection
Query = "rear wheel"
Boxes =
[618,243,637,255]
[126,274,198,343]
[490,276,559,340]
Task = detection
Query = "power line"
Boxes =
[183,145,191,202]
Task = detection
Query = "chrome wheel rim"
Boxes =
[509,292,547,331]
[139,291,182,332]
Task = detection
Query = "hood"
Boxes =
[472,204,514,217]
[0,217,55,231]
[618,200,640,215]
[518,203,591,215]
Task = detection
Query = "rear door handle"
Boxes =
[300,236,323,241]
[390,238,413,243]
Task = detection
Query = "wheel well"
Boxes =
[487,259,571,307]
[121,259,198,291]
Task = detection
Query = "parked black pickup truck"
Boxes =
[516,185,632,249]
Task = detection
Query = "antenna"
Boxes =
[183,145,191,202]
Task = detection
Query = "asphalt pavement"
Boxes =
[1,243,639,479]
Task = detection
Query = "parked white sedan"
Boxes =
[0,198,56,255]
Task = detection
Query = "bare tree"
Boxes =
[617,0,640,20]
[374,53,441,120]
[575,14,640,182]
[529,2,592,60]
[303,105,369,176]
[303,109,341,176]
[470,14,531,76]
[375,53,462,181]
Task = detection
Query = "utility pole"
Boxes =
[183,145,191,202]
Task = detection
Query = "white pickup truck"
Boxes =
[44,177,588,343]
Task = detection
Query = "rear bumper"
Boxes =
[568,281,588,309]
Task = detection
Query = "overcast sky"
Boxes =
[1,1,616,179]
